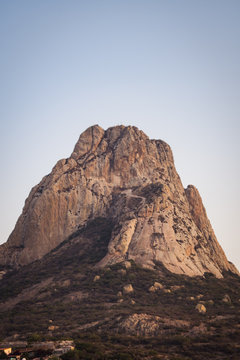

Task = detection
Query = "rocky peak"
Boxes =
[71,125,105,160]
[0,125,238,278]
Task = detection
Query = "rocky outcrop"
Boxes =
[222,294,231,304]
[123,284,134,294]
[0,125,238,278]
[117,313,189,336]
[149,281,164,292]
[195,303,207,314]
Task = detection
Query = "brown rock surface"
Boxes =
[0,125,238,278]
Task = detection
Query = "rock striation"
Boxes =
[0,125,238,278]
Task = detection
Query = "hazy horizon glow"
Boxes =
[1,0,239,270]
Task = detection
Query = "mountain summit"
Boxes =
[0,125,238,277]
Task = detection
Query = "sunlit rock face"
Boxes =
[0,125,238,278]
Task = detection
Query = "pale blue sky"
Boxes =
[1,0,239,270]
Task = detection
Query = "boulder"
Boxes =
[195,303,206,314]
[222,294,231,304]
[124,261,132,269]
[123,284,134,294]
[149,286,156,293]
[154,281,164,289]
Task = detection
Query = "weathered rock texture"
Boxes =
[117,313,189,336]
[0,125,238,278]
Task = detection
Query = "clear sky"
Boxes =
[0,0,239,270]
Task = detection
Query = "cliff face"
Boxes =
[0,125,238,277]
